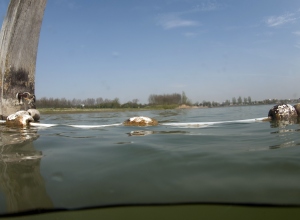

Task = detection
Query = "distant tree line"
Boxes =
[35,94,299,109]
[231,96,252,105]
[148,93,181,105]
[36,97,143,109]
[36,92,191,109]
[148,92,191,105]
[200,96,252,107]
[199,96,300,108]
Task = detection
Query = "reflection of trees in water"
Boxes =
[0,126,53,214]
[269,118,300,150]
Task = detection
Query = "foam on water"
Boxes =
[1,117,268,128]
[161,117,267,127]
[67,123,122,128]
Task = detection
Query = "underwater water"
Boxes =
[1,104,300,215]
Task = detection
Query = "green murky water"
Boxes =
[1,105,300,216]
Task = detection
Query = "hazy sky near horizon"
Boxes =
[0,0,300,104]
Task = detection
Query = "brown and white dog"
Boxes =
[6,109,40,127]
[16,92,36,109]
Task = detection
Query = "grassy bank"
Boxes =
[36,103,218,114]
[37,105,181,114]
[38,108,144,114]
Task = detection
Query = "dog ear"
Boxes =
[16,92,22,103]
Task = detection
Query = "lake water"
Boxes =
[1,104,300,216]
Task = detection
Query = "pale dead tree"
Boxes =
[0,0,47,118]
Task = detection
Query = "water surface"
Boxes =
[1,105,300,215]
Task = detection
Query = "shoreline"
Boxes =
[37,103,297,114]
[38,108,146,114]
[37,106,208,114]
[37,104,274,114]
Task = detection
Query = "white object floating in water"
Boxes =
[130,116,152,123]
[6,110,34,126]
[29,123,122,128]
[30,122,58,128]
[161,117,267,127]
[1,117,268,129]
[67,123,122,128]
[123,116,158,126]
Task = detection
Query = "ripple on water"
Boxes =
[51,172,64,182]
[3,105,300,212]
[54,131,99,139]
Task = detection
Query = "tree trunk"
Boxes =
[0,0,47,119]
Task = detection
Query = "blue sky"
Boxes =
[1,0,300,104]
